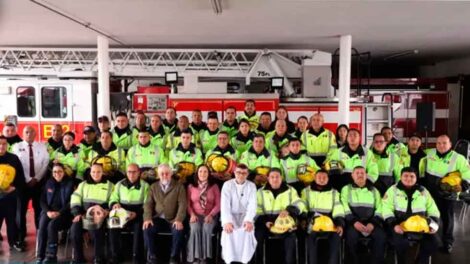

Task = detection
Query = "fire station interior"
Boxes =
[2,0,470,264]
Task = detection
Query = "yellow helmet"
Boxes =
[210,156,229,173]
[255,166,271,177]
[175,162,196,181]
[440,171,462,193]
[312,215,337,232]
[91,155,117,175]
[400,215,429,233]
[254,166,271,186]
[297,164,316,185]
[206,154,219,166]
[0,164,15,191]
[207,155,236,174]
[324,160,344,174]
[270,215,297,234]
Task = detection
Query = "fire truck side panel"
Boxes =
[0,80,94,143]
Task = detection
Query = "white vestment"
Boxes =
[220,179,257,263]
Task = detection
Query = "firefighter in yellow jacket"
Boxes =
[370,133,402,196]
[108,163,149,263]
[419,134,470,253]
[301,170,345,264]
[112,112,134,152]
[70,164,114,264]
[126,130,167,173]
[301,113,336,166]
[325,128,379,191]
[382,167,440,264]
[341,166,386,264]
[255,168,306,264]
[237,99,259,131]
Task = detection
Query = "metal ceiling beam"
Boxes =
[0,47,317,78]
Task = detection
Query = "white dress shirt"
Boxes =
[13,141,49,183]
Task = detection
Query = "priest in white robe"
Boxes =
[220,163,257,264]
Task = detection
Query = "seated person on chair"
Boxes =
[220,163,258,264]
[341,166,386,264]
[108,163,150,264]
[37,163,74,263]
[255,168,305,264]
[382,167,440,264]
[143,164,187,264]
[301,169,345,264]
[70,163,114,264]
[186,164,221,263]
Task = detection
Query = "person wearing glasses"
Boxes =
[220,163,257,264]
[370,133,402,196]
[108,163,149,264]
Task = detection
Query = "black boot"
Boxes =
[44,243,58,263]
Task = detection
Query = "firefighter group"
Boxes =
[0,99,469,264]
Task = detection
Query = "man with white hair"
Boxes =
[143,164,187,264]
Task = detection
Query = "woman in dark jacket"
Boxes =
[36,163,74,263]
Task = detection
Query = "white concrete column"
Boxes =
[338,35,352,126]
[97,35,110,118]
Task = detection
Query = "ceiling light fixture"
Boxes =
[211,0,223,15]
[383,49,419,61]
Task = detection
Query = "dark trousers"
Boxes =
[71,220,106,261]
[143,217,185,259]
[37,212,71,259]
[17,182,43,241]
[434,196,455,246]
[345,225,386,264]
[255,224,297,264]
[392,233,439,264]
[109,218,143,261]
[0,192,19,247]
[307,232,341,264]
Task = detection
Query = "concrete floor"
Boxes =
[1,204,470,264]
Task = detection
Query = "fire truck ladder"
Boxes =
[0,47,315,79]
